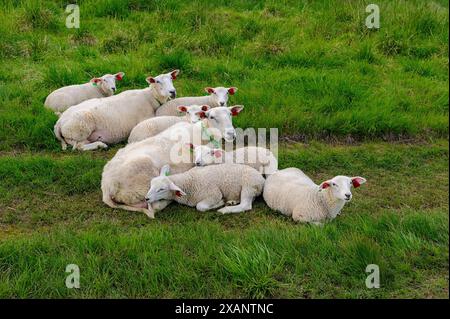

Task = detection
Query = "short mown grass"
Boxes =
[0,0,448,298]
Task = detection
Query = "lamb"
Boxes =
[101,105,244,218]
[192,145,278,176]
[54,70,179,151]
[263,168,366,224]
[155,86,237,117]
[145,164,265,214]
[127,104,211,143]
[44,72,124,115]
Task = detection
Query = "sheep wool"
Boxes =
[155,87,237,116]
[194,145,278,175]
[45,73,124,114]
[263,168,366,223]
[101,121,195,217]
[54,85,168,150]
[152,164,265,214]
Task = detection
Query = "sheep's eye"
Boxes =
[209,116,215,120]
[156,80,161,84]
[332,183,337,187]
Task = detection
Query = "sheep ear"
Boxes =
[177,105,188,113]
[351,177,366,188]
[160,164,170,177]
[195,111,206,119]
[169,182,186,197]
[115,72,124,81]
[229,105,244,116]
[90,78,102,86]
[319,181,331,189]
[170,70,180,80]
[205,87,215,94]
[213,149,223,158]
[201,105,210,111]
[146,76,156,84]
[227,87,237,95]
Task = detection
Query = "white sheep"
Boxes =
[155,86,237,117]
[54,70,179,151]
[44,72,124,115]
[192,145,278,176]
[127,104,211,143]
[145,163,265,214]
[263,168,366,224]
[101,105,244,217]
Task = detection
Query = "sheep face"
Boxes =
[195,105,244,142]
[177,104,211,123]
[146,70,179,101]
[319,176,366,202]
[90,72,124,96]
[204,86,237,107]
[145,165,186,206]
[193,145,223,166]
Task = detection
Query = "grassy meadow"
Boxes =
[0,0,448,298]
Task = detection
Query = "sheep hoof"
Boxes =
[218,207,229,214]
[226,200,239,206]
[145,210,155,219]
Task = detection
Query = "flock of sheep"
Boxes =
[45,70,366,224]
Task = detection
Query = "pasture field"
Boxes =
[0,0,448,298]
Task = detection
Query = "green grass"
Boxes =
[0,141,448,298]
[0,0,448,298]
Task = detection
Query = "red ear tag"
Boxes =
[228,88,235,95]
[231,110,239,116]
[171,72,177,80]
[207,88,215,94]
[199,112,206,119]
[201,105,209,111]
[352,180,361,188]
[175,190,182,197]
[116,74,123,81]
[322,182,330,189]
[179,106,187,112]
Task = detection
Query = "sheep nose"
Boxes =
[145,197,150,202]
[169,90,176,98]
[219,102,225,106]
[112,87,116,92]
[345,193,351,200]
[195,161,201,166]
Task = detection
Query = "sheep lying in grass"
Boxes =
[54,70,179,151]
[101,105,244,218]
[263,168,366,224]
[155,86,237,117]
[128,104,211,143]
[145,164,265,214]
[44,72,124,115]
[192,144,278,176]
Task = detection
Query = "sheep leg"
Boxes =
[73,140,108,151]
[218,188,254,214]
[196,198,225,212]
